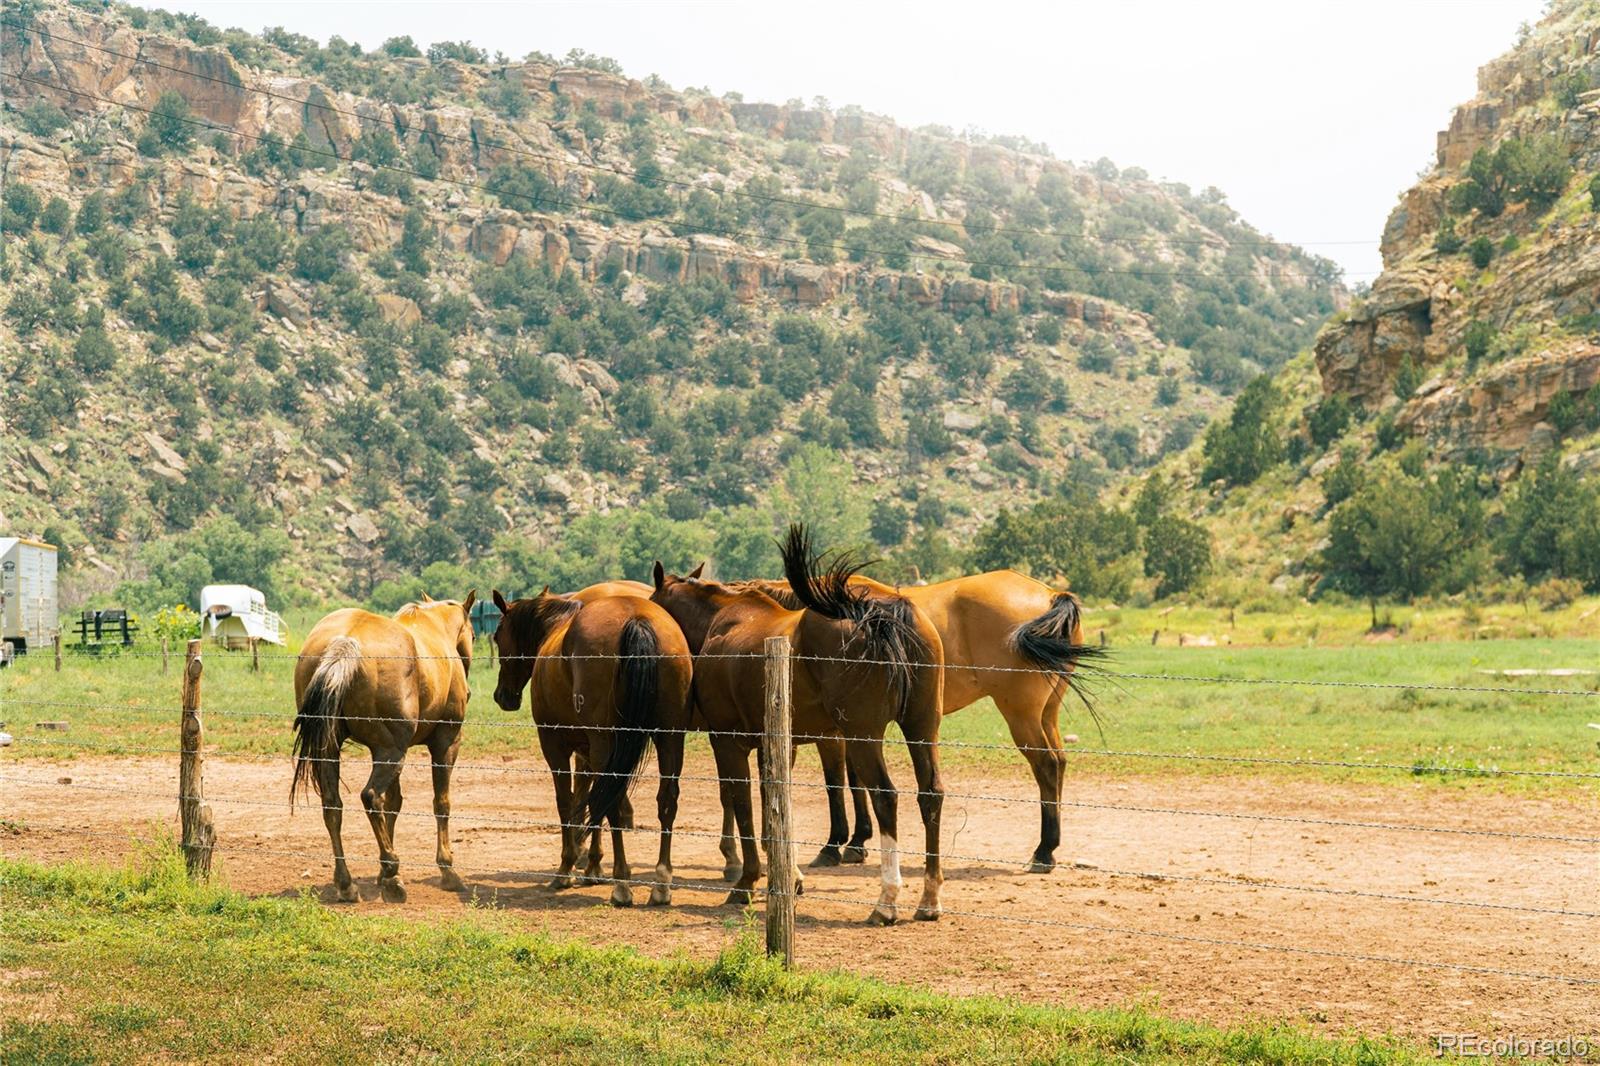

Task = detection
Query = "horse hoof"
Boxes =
[866,907,896,927]
[841,845,868,865]
[722,863,743,884]
[379,877,407,904]
[793,878,805,897]
[439,869,465,892]
[723,888,752,907]
[334,882,358,904]
[578,871,604,888]
[548,874,574,891]
[810,847,842,868]
[914,906,941,922]
[1026,857,1056,875]
[648,886,672,906]
[610,886,635,908]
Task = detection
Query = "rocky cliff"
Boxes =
[1313,1,1600,471]
[0,1,1340,601]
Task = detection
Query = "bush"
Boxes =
[1201,375,1281,486]
[1434,217,1463,255]
[1320,448,1365,507]
[2,181,42,230]
[1393,355,1422,401]
[146,90,195,154]
[1305,395,1352,448]
[869,499,910,547]
[1155,376,1181,406]
[38,196,71,235]
[1533,576,1583,610]
[1468,236,1494,269]
[1463,320,1497,364]
[20,99,70,137]
[1142,515,1211,596]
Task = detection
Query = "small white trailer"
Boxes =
[199,584,285,650]
[0,537,59,654]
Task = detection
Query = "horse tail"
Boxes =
[292,636,360,804]
[583,617,659,829]
[779,522,930,719]
[1009,592,1108,710]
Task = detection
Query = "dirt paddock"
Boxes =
[2,748,1595,1042]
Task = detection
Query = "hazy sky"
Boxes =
[169,0,1547,280]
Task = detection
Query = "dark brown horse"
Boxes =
[737,572,1103,872]
[491,589,693,906]
[293,594,475,903]
[652,524,946,925]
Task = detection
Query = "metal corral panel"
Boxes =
[0,537,60,651]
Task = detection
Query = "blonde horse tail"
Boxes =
[292,636,361,804]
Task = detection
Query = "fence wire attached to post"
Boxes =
[178,639,215,878]
[762,634,795,966]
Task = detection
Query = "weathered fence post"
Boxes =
[179,639,215,878]
[761,635,795,966]
[53,632,62,672]
[250,637,260,673]
[161,637,170,676]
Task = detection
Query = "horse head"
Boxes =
[649,561,719,654]
[490,588,579,710]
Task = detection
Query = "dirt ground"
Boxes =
[2,748,1596,1043]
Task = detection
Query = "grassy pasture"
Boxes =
[0,849,1428,1065]
[3,617,1597,790]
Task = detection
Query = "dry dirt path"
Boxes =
[3,749,1596,1042]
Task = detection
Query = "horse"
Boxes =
[490,589,693,907]
[651,524,946,925]
[292,593,476,904]
[734,571,1103,873]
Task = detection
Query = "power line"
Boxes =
[1,18,1373,259]
[2,68,1368,284]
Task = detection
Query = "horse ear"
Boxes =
[493,589,508,612]
[540,585,550,597]
[688,562,705,580]
[653,561,666,589]
[421,592,433,603]
[462,589,476,614]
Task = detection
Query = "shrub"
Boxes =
[2,181,42,230]
[20,99,70,137]
[146,90,195,154]
[1201,375,1281,486]
[1434,217,1463,255]
[1143,515,1212,596]
[1463,319,1497,364]
[1155,376,1181,406]
[1393,355,1422,401]
[1321,448,1365,507]
[1533,576,1583,610]
[1468,236,1494,269]
[38,196,71,235]
[1306,395,1352,448]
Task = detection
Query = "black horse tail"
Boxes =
[779,522,930,719]
[292,636,360,804]
[584,617,659,829]
[1009,591,1109,711]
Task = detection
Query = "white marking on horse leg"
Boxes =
[873,835,900,922]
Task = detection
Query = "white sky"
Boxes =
[169,0,1547,280]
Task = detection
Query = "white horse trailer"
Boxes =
[0,537,59,654]
[199,584,285,650]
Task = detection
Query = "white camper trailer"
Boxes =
[199,584,285,650]
[0,537,59,654]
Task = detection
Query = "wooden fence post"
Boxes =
[54,632,62,671]
[761,634,795,966]
[161,637,170,676]
[179,639,215,878]
[250,637,260,673]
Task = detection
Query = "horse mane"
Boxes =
[500,593,582,658]
[779,523,930,718]
[725,579,804,611]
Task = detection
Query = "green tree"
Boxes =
[1200,375,1282,486]
[869,499,910,547]
[1305,395,1352,448]
[1468,236,1494,269]
[147,90,196,154]
[773,444,869,555]
[1142,515,1211,596]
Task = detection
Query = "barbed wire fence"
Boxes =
[2,636,1598,990]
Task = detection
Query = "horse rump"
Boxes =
[292,636,361,803]
[582,617,660,829]
[1008,592,1108,707]
[779,522,930,716]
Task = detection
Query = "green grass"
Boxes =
[0,849,1428,1064]
[4,617,1598,790]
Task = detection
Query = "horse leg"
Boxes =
[905,722,946,922]
[998,687,1066,873]
[649,730,684,906]
[315,747,357,902]
[428,727,465,892]
[607,792,635,908]
[713,740,759,906]
[718,806,741,882]
[576,742,606,887]
[360,746,407,903]
[539,736,579,889]
[808,737,848,867]
[846,738,900,926]
[842,756,874,865]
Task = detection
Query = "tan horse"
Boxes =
[292,593,475,903]
[737,571,1102,872]
[653,525,947,925]
[491,590,693,906]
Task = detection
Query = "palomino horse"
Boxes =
[490,589,693,906]
[734,571,1103,873]
[292,593,476,903]
[652,524,946,925]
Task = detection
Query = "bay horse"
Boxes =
[651,524,946,925]
[490,589,693,906]
[292,593,476,903]
[734,571,1103,873]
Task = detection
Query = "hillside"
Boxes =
[0,0,1341,607]
[1086,0,1600,612]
